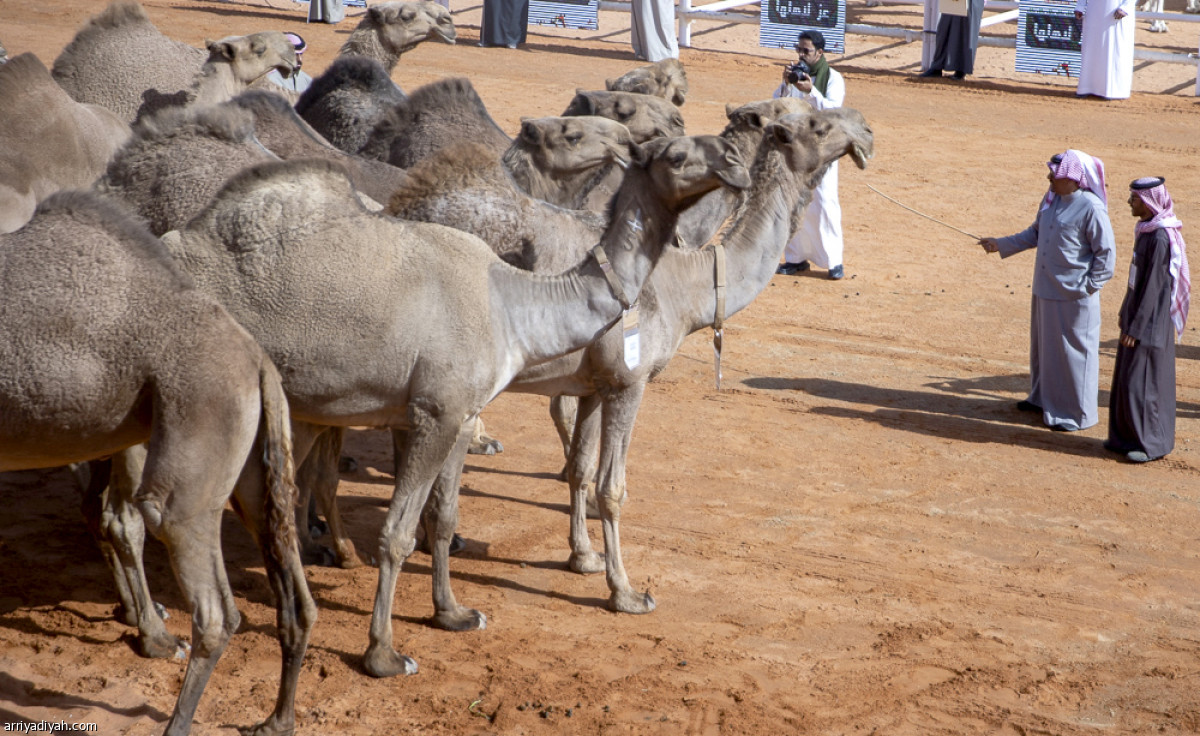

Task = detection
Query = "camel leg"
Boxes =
[363,403,462,678]
[81,446,186,659]
[596,384,656,614]
[226,418,317,736]
[550,395,578,481]
[566,393,604,575]
[296,426,362,568]
[427,421,487,631]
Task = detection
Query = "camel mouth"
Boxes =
[717,166,752,191]
[434,29,458,44]
[849,143,872,170]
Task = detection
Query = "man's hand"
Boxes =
[1074,10,1083,19]
[1114,8,1127,18]
[1120,333,1138,348]
[792,74,814,94]
[979,237,1000,254]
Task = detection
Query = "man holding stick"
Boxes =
[979,150,1115,432]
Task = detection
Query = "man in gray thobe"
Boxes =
[980,150,1115,431]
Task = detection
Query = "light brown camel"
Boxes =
[0,191,315,736]
[0,52,131,233]
[562,89,686,143]
[157,135,748,677]
[606,58,689,106]
[339,0,457,72]
[51,0,298,123]
[502,115,634,210]
[359,76,513,168]
[392,107,874,615]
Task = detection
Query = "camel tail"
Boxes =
[258,361,299,566]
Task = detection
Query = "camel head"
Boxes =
[763,108,874,188]
[368,1,458,56]
[512,115,634,175]
[562,90,685,144]
[204,32,299,82]
[630,134,751,211]
[720,97,812,160]
[605,58,689,107]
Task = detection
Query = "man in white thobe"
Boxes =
[631,0,679,62]
[1074,0,1135,98]
[979,150,1116,432]
[773,30,847,280]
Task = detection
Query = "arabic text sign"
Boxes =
[1016,0,1082,77]
[760,0,845,54]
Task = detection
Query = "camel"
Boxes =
[339,0,457,72]
[0,190,315,736]
[502,115,634,210]
[674,97,813,249]
[295,55,408,156]
[51,0,299,123]
[153,133,748,676]
[359,76,513,168]
[0,53,131,233]
[606,58,689,106]
[383,107,873,616]
[562,89,686,143]
[1137,0,1200,31]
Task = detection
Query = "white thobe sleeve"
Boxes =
[807,70,845,111]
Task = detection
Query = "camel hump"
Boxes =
[386,141,502,209]
[295,55,402,114]
[34,190,191,285]
[133,100,257,145]
[0,52,53,96]
[187,158,362,246]
[79,0,152,34]
[402,76,487,118]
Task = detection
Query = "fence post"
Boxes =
[922,0,940,71]
[679,0,693,48]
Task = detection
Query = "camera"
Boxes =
[786,60,812,85]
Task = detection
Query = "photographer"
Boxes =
[773,30,847,280]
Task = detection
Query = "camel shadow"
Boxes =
[0,674,168,722]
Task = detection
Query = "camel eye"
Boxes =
[401,9,416,21]
[668,151,688,168]
[565,133,582,145]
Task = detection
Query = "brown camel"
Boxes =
[51,0,299,123]
[0,191,314,736]
[359,76,512,168]
[0,52,131,233]
[606,58,689,106]
[295,55,407,155]
[155,134,748,677]
[562,88,686,143]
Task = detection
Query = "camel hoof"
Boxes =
[568,551,605,575]
[363,645,419,678]
[337,551,365,569]
[308,518,330,539]
[139,631,186,659]
[609,589,656,614]
[432,607,487,632]
[467,437,503,455]
[239,715,294,736]
[338,455,358,473]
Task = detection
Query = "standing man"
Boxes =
[481,0,530,48]
[979,150,1115,432]
[774,30,847,280]
[920,0,985,79]
[1106,177,1190,463]
[631,0,679,62]
[1075,0,1136,98]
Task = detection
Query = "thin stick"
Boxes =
[865,183,982,240]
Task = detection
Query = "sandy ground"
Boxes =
[3,0,1200,734]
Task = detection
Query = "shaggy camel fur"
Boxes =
[339,0,457,72]
[295,55,407,156]
[0,53,131,233]
[360,76,512,168]
[606,58,689,106]
[563,89,686,143]
[0,191,314,736]
[158,136,748,677]
[52,1,298,123]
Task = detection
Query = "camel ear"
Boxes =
[519,119,544,145]
[746,111,764,129]
[604,78,617,91]
[368,6,386,23]
[769,121,795,144]
[568,92,595,116]
[207,39,235,61]
[724,103,737,119]
[628,141,649,168]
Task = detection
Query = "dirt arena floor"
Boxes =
[3,0,1200,733]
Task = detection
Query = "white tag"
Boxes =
[623,307,640,370]
[713,329,723,391]
[1127,262,1137,289]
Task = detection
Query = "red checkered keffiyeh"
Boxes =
[1042,149,1108,211]
[1132,178,1190,339]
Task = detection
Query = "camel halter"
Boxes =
[713,243,726,390]
[592,244,641,370]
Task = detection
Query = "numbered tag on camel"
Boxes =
[622,307,640,370]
